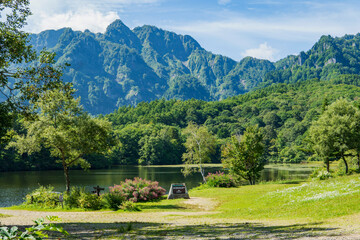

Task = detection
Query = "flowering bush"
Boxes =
[109,177,166,202]
[205,171,237,188]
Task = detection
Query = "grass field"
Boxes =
[2,172,360,239]
[189,174,360,221]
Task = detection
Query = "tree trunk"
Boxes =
[357,153,360,171]
[63,164,71,193]
[326,158,330,173]
[342,155,349,174]
[200,164,206,183]
[248,174,254,185]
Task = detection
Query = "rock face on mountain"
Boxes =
[29,20,274,114]
[263,34,360,86]
[29,20,360,114]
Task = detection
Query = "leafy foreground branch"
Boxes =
[0,216,68,240]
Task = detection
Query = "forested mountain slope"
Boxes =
[3,75,360,170]
[28,20,274,114]
[27,20,360,116]
[106,75,360,164]
[264,34,360,86]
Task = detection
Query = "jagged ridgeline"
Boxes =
[264,34,360,86]
[29,20,274,114]
[29,20,360,114]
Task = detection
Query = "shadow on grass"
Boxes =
[35,221,341,239]
[137,204,186,210]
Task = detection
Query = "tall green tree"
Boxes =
[8,89,112,192]
[0,0,66,112]
[182,122,216,182]
[222,125,266,185]
[309,98,360,173]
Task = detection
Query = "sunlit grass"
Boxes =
[190,174,360,221]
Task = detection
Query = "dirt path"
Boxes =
[0,197,218,226]
[1,198,360,239]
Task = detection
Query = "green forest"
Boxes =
[3,74,360,171]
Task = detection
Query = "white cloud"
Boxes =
[218,0,231,5]
[26,0,161,33]
[167,3,360,60]
[242,42,278,61]
[28,9,119,33]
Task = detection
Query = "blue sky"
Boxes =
[26,0,360,62]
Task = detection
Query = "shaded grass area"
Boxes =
[5,205,88,212]
[190,174,360,221]
[37,221,341,239]
[136,198,187,212]
[3,198,189,213]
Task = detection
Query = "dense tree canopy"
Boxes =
[3,76,360,171]
[309,98,360,173]
[222,125,266,185]
[8,89,113,191]
[182,123,217,182]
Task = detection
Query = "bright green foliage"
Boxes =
[63,186,83,209]
[5,76,360,170]
[24,185,62,208]
[0,0,66,113]
[138,126,184,165]
[77,192,102,210]
[8,89,113,192]
[182,123,217,182]
[0,216,68,240]
[222,125,266,185]
[120,201,141,211]
[102,192,125,210]
[309,98,360,173]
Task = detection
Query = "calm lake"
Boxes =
[0,164,315,207]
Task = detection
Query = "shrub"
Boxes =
[310,168,333,180]
[77,192,102,210]
[102,193,125,210]
[120,201,141,211]
[205,171,237,188]
[24,186,62,208]
[0,216,68,240]
[63,187,83,208]
[109,177,166,202]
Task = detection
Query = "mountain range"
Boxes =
[28,20,360,114]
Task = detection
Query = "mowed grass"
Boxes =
[190,174,360,221]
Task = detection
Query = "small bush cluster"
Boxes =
[310,168,333,180]
[102,192,125,210]
[110,177,166,202]
[205,171,237,188]
[24,178,165,211]
[24,185,62,208]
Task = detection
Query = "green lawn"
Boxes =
[190,174,360,221]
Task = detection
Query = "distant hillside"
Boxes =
[29,20,274,114]
[106,75,360,165]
